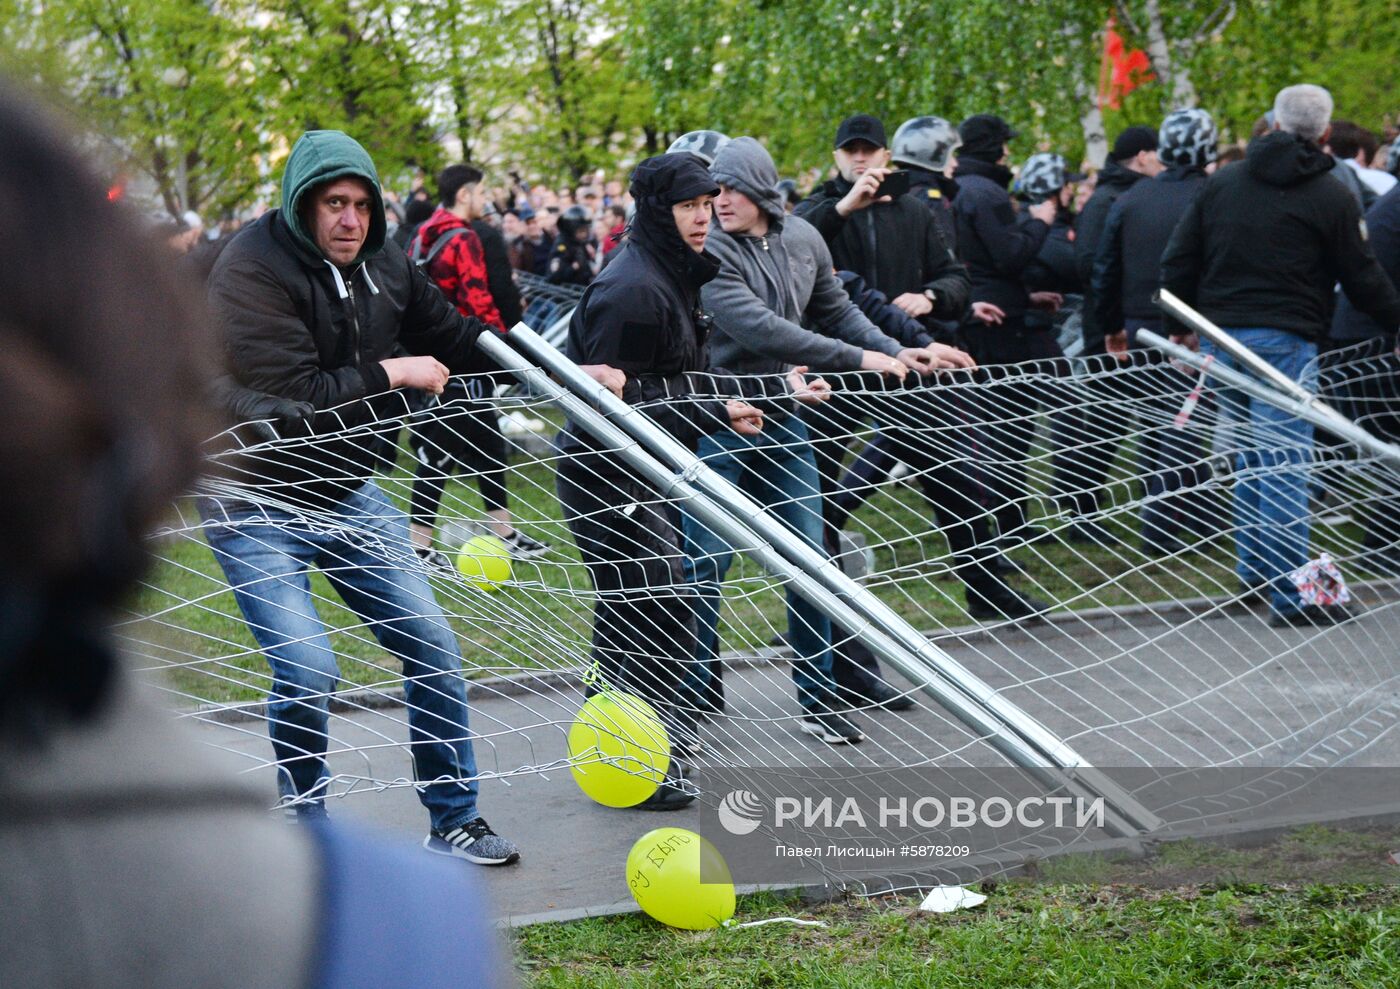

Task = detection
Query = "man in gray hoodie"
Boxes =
[685,137,959,740]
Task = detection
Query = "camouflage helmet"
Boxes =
[666,130,732,166]
[890,116,963,172]
[1387,135,1400,177]
[1158,108,1219,169]
[1015,153,1072,202]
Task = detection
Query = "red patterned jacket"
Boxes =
[411,208,505,330]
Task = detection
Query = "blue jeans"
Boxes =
[681,416,836,712]
[199,481,479,830]
[1200,328,1317,616]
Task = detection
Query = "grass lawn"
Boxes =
[514,826,1400,988]
[121,409,1386,708]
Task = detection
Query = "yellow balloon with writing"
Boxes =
[625,827,736,930]
[455,534,512,591]
[568,692,670,807]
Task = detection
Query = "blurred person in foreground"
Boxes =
[0,83,512,989]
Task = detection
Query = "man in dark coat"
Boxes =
[558,152,767,806]
[1075,126,1161,355]
[1086,109,1219,555]
[1327,184,1400,572]
[951,114,1067,544]
[1162,84,1400,626]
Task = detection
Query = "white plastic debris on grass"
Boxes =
[918,886,987,913]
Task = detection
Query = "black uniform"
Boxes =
[1075,158,1149,354]
[793,177,970,323]
[546,236,594,287]
[556,154,732,735]
[1327,185,1400,566]
[952,156,1070,539]
[1081,165,1213,552]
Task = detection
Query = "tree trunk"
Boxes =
[1075,76,1108,169]
[1142,0,1197,108]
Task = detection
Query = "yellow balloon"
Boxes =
[626,828,736,930]
[456,534,512,591]
[568,692,670,807]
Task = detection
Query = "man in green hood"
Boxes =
[202,131,623,866]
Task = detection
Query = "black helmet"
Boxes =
[558,204,591,239]
[1158,108,1218,169]
[776,178,801,206]
[666,130,731,166]
[891,116,962,172]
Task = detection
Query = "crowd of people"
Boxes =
[165,84,1400,847]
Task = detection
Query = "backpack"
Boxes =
[410,226,470,269]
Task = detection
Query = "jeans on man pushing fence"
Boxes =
[681,415,838,714]
[199,480,480,829]
[1199,328,1318,617]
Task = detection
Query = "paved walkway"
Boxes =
[196,591,1400,922]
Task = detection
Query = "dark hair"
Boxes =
[404,197,434,227]
[1329,120,1379,162]
[607,204,627,223]
[437,163,484,207]
[0,80,213,722]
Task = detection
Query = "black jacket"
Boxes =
[1333,185,1400,342]
[561,157,737,473]
[1074,158,1147,286]
[1162,132,1400,342]
[835,270,934,348]
[208,209,486,505]
[793,176,969,322]
[470,219,523,327]
[950,156,1050,320]
[1023,209,1080,294]
[1074,158,1147,349]
[902,165,961,256]
[546,237,595,286]
[1089,166,1206,351]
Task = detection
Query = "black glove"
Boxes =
[211,375,316,440]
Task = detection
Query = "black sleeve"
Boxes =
[1160,191,1206,333]
[1329,193,1400,330]
[475,222,524,326]
[1074,193,1111,287]
[969,191,1050,277]
[212,259,391,405]
[1087,202,1128,352]
[397,252,487,373]
[919,205,971,318]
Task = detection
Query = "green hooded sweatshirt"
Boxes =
[279,130,386,266]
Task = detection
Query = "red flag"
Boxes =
[1098,16,1155,110]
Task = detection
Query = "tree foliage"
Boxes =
[2,0,1396,217]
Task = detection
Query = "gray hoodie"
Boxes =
[703,137,903,376]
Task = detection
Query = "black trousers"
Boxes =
[1320,338,1400,555]
[556,457,695,730]
[409,381,510,526]
[803,379,1001,694]
[961,323,1076,538]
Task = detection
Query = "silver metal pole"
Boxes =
[480,325,1163,837]
[1157,289,1336,409]
[1137,328,1400,470]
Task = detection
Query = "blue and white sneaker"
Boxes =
[424,817,520,866]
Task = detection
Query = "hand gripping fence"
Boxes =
[1148,290,1400,471]
[476,323,1166,838]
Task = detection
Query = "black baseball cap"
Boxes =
[957,114,1018,161]
[1110,125,1159,161]
[834,114,887,150]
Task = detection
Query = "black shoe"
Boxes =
[966,582,1050,622]
[1237,582,1270,605]
[837,680,915,712]
[1268,604,1356,628]
[632,760,698,811]
[800,708,865,744]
